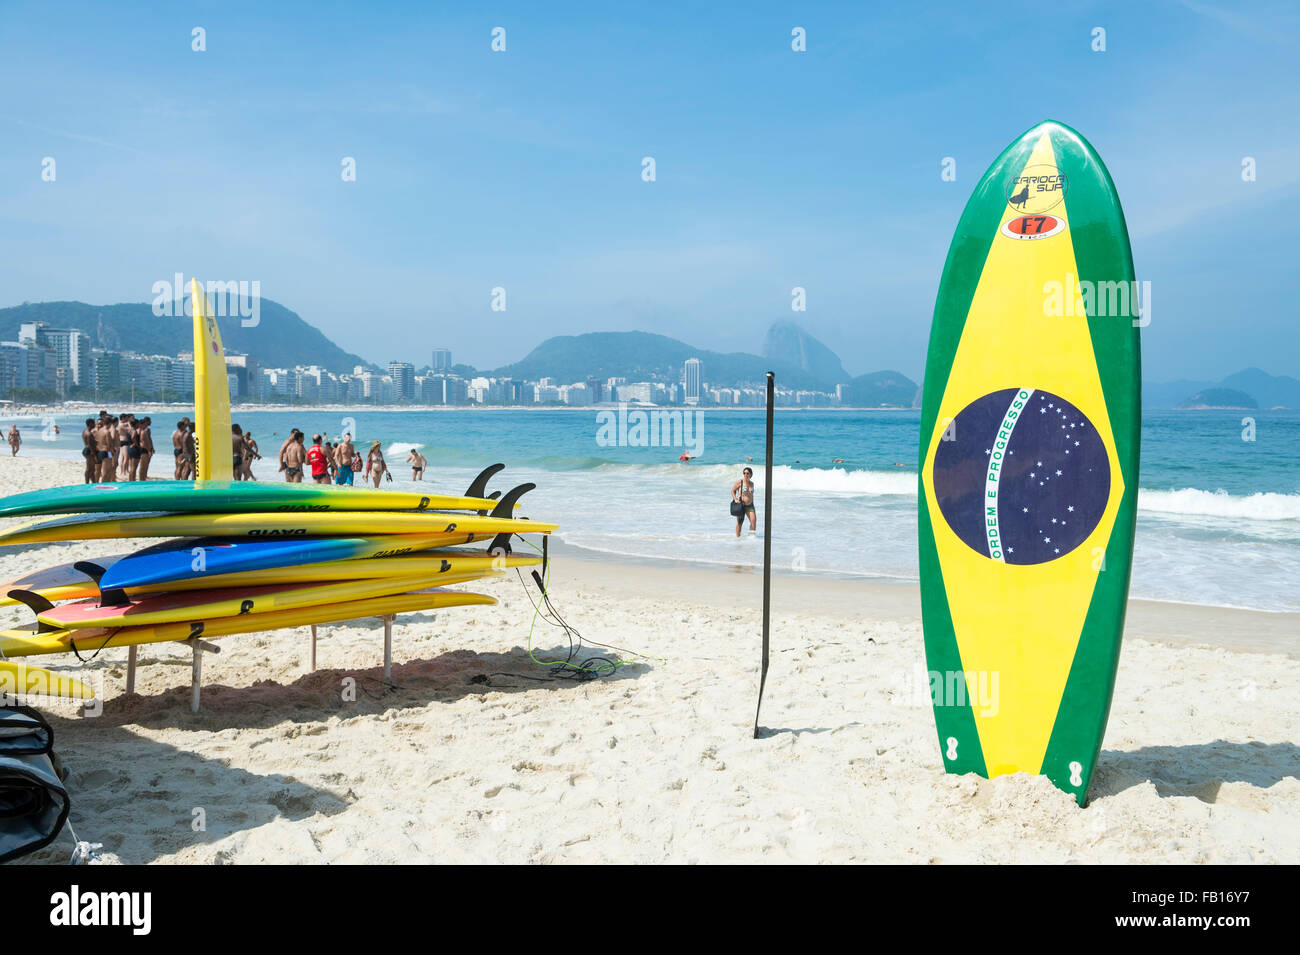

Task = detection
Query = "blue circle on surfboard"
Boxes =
[932,388,1109,564]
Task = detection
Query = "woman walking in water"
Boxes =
[731,466,757,537]
[365,441,388,488]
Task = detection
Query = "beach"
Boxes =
[2,453,1295,864]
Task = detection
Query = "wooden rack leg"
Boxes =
[185,639,220,713]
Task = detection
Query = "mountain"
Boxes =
[1176,388,1258,410]
[491,327,857,392]
[1144,368,1299,410]
[1143,378,1213,410]
[1217,368,1300,409]
[841,370,921,408]
[762,321,848,384]
[0,299,373,375]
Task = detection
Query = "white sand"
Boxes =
[3,453,1297,864]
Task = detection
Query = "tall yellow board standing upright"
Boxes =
[191,277,233,480]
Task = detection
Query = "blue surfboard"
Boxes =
[94,534,455,591]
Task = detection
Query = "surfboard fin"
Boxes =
[72,560,107,582]
[73,561,131,607]
[490,483,534,520]
[6,590,62,633]
[464,463,505,500]
[486,484,537,554]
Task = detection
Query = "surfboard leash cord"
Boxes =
[497,534,665,680]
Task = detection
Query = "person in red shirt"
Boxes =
[307,434,331,484]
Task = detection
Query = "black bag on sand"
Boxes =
[730,500,744,517]
[0,706,70,864]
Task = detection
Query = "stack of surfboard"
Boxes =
[0,470,554,700]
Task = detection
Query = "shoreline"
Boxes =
[1,402,919,416]
[549,539,1300,659]
[4,447,1296,627]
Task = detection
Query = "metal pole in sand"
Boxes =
[383,615,393,679]
[753,371,774,738]
[310,624,317,671]
[191,642,202,713]
[126,645,138,694]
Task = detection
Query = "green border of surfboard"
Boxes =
[917,120,1140,805]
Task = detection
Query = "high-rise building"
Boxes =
[19,322,91,387]
[683,358,702,406]
[225,353,260,398]
[387,362,416,400]
[431,348,452,373]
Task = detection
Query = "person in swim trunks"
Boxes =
[282,431,306,483]
[117,414,134,480]
[407,448,426,481]
[334,433,356,485]
[81,418,97,483]
[240,432,260,481]
[731,466,757,537]
[307,434,331,484]
[172,420,186,478]
[137,417,155,481]
[125,418,144,481]
[95,417,116,482]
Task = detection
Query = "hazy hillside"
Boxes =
[762,321,848,383]
[1145,368,1298,409]
[841,370,921,408]
[490,329,851,392]
[1217,368,1300,409]
[0,299,373,375]
[1176,388,1258,410]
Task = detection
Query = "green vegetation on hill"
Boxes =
[0,299,373,375]
[1176,388,1258,409]
[841,370,921,408]
[491,329,877,393]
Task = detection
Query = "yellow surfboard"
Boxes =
[192,277,233,481]
[0,551,539,606]
[0,660,95,699]
[0,589,496,658]
[36,570,503,630]
[0,511,557,547]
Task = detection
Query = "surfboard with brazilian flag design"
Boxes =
[918,120,1140,805]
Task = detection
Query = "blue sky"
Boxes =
[1,0,1297,381]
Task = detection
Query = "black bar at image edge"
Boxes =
[6,864,1284,940]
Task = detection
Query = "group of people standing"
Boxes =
[270,430,404,487]
[158,417,260,482]
[80,413,157,482]
[69,414,425,488]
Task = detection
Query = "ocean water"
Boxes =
[13,407,1300,612]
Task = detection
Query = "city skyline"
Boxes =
[2,319,871,408]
